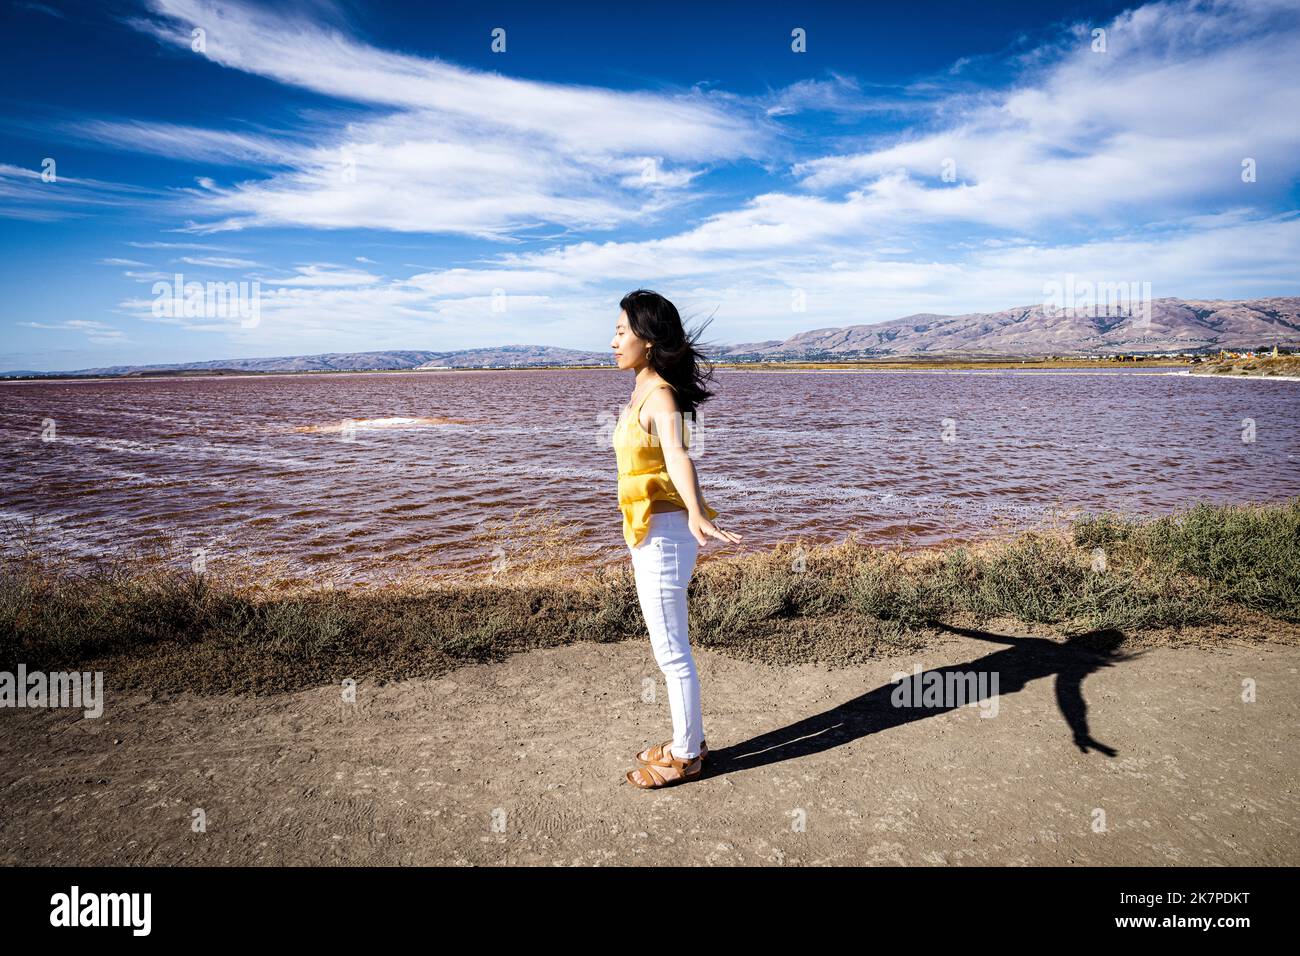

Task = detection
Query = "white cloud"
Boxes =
[0,163,164,221]
[123,0,773,236]
[19,319,128,344]
[790,0,1300,230]
[761,73,930,118]
[179,255,263,268]
[110,213,1300,351]
[264,264,382,287]
[16,3,67,20]
[128,240,245,250]
[71,119,300,167]
[137,0,764,159]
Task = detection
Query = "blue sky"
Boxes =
[2,0,1299,371]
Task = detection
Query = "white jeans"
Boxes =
[629,507,704,760]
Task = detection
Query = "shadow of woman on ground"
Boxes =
[707,625,1146,778]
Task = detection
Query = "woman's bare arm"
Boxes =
[644,389,742,546]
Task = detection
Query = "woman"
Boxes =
[610,289,742,789]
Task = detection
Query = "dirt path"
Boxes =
[3,622,1297,865]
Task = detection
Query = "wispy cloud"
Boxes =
[761,74,937,118]
[119,0,774,236]
[0,163,165,221]
[128,240,246,251]
[20,319,128,344]
[179,255,264,268]
[790,0,1300,231]
[263,263,381,287]
[71,119,302,167]
[15,2,67,20]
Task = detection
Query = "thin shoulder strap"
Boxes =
[634,381,673,415]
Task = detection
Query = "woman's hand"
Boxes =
[690,513,742,547]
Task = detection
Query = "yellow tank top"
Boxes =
[613,381,718,549]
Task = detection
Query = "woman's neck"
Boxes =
[634,366,663,391]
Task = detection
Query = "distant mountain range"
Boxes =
[6,297,1298,377]
[716,296,1300,360]
[1,346,604,378]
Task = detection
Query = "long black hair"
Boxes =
[619,289,717,418]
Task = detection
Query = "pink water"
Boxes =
[2,368,1297,583]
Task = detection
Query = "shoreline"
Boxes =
[3,498,1296,698]
[716,367,1195,375]
[0,357,1198,384]
[1186,355,1300,380]
[15,357,1300,385]
[1183,372,1300,382]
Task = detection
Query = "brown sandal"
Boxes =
[636,739,708,764]
[626,747,704,789]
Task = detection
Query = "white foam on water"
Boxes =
[291,416,463,433]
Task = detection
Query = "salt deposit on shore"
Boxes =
[1174,369,1300,382]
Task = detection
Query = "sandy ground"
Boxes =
[2,622,1297,866]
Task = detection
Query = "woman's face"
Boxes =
[610,309,650,371]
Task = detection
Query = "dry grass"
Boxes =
[1,498,1296,695]
[1191,355,1300,377]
